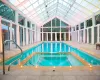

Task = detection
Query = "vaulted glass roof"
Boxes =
[7,0,100,26]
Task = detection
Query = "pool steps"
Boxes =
[70,52,89,66]
[20,52,36,65]
[20,52,90,66]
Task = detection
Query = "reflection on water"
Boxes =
[34,42,70,53]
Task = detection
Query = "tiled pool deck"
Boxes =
[0,69,100,80]
[64,41,100,58]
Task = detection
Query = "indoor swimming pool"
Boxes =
[1,42,100,66]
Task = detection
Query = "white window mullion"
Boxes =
[60,19,61,41]
[47,32,48,41]
[64,33,66,41]
[97,25,100,43]
[42,26,43,41]
[51,20,52,41]
[87,28,89,43]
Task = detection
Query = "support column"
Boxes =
[25,19,28,45]
[0,16,3,53]
[16,24,20,46]
[34,25,37,42]
[15,11,20,46]
[51,20,52,41]
[31,31,33,44]
[42,26,43,41]
[78,24,80,42]
[91,27,94,44]
[55,32,57,41]
[68,26,71,41]
[83,21,86,43]
[47,33,48,41]
[9,21,13,49]
[97,25,100,43]
[30,22,32,44]
[60,19,61,41]
[10,21,12,40]
[87,28,89,43]
[23,27,25,46]
[64,33,66,41]
[91,14,95,44]
[29,30,31,44]
[24,18,27,45]
[15,11,18,23]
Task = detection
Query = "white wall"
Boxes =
[34,26,41,42]
[71,31,78,42]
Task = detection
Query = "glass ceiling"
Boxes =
[7,0,100,26]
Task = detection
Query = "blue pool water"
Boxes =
[1,42,100,66]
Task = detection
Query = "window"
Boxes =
[95,14,100,25]
[80,22,84,29]
[86,18,92,27]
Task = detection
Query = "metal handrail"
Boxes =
[3,40,23,73]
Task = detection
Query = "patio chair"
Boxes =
[96,42,100,50]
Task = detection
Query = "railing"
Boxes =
[3,40,23,74]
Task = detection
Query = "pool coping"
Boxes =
[0,65,100,71]
[21,52,90,66]
[63,42,100,59]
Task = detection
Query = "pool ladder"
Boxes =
[2,40,23,75]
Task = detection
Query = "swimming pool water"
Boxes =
[24,53,83,66]
[1,42,100,66]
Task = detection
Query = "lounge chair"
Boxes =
[96,42,100,50]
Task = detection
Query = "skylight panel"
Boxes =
[48,8,56,13]
[59,0,63,4]
[35,8,41,12]
[73,3,79,8]
[70,7,76,11]
[37,10,42,15]
[62,1,67,6]
[33,2,39,8]
[58,3,69,10]
[40,5,45,9]
[86,5,99,13]
[27,5,33,11]
[41,8,45,12]
[27,11,35,17]
[47,4,57,10]
[81,1,88,7]
[75,0,83,4]
[79,7,92,15]
[81,0,99,13]
[46,0,54,5]
[74,9,89,17]
[58,7,66,13]
[86,0,94,3]
[23,1,31,8]
[29,0,37,4]
[9,0,20,6]
[19,0,24,3]
[47,1,55,7]
[92,0,100,5]
[23,9,28,14]
[32,13,37,17]
[38,0,44,5]
[63,0,74,5]
[18,6,25,11]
